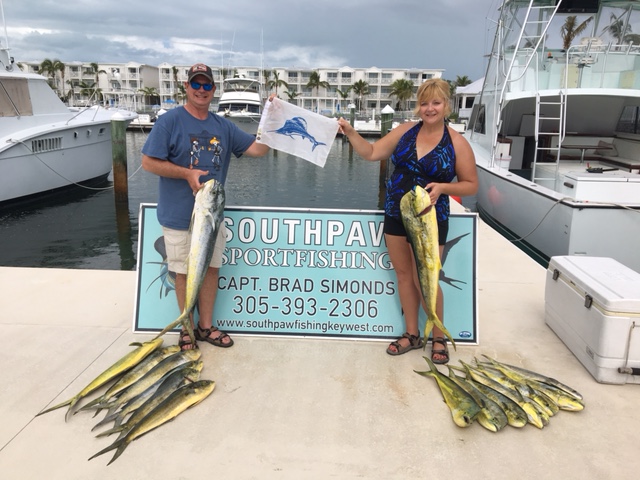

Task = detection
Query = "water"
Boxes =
[0,132,383,271]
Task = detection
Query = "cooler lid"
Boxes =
[548,256,640,314]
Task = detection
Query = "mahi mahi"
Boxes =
[87,348,201,415]
[88,379,215,465]
[400,185,455,349]
[79,345,181,413]
[479,355,584,403]
[446,366,508,432]
[94,360,203,438]
[36,338,164,422]
[415,357,481,427]
[154,179,226,346]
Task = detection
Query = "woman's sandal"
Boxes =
[431,336,450,364]
[386,332,424,356]
[195,325,234,348]
[178,329,198,351]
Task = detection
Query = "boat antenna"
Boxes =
[0,0,14,71]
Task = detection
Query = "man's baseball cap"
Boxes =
[187,63,215,84]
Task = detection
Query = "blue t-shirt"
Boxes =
[142,107,255,229]
[385,122,457,222]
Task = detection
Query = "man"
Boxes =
[142,63,270,350]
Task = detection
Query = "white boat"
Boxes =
[0,28,137,207]
[467,0,640,272]
[216,76,263,135]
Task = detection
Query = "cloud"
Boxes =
[2,0,496,81]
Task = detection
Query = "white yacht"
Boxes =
[217,76,263,135]
[467,0,640,272]
[0,35,136,206]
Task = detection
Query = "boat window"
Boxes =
[0,78,34,117]
[616,106,640,134]
[470,104,485,135]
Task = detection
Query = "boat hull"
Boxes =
[0,123,114,205]
[218,112,261,135]
[474,159,640,273]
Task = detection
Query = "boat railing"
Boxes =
[506,42,640,92]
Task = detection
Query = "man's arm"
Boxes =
[142,154,209,193]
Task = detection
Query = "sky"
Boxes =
[1,0,500,82]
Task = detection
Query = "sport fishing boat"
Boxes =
[0,24,137,207]
[467,0,640,272]
[216,76,263,135]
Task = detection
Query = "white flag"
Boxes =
[256,97,340,167]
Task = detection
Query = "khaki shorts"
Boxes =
[162,225,227,274]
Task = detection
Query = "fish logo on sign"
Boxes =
[270,116,327,151]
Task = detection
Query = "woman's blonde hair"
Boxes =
[413,78,451,117]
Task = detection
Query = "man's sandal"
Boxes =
[431,336,450,364]
[195,325,234,348]
[386,332,424,356]
[178,329,198,351]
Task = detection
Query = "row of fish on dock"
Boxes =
[416,355,584,431]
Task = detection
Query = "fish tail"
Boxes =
[423,356,440,373]
[36,397,74,417]
[154,313,187,340]
[87,438,123,462]
[64,398,81,422]
[107,442,129,466]
[91,411,118,432]
[95,425,125,438]
[78,395,106,411]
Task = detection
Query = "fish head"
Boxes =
[196,179,226,211]
[411,185,434,217]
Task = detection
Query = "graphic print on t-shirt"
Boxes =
[189,132,224,171]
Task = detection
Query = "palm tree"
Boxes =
[78,80,102,104]
[389,78,414,111]
[601,11,637,44]
[138,87,159,109]
[267,69,289,97]
[335,86,352,113]
[172,66,180,102]
[454,75,472,87]
[38,58,57,88]
[306,70,329,112]
[351,79,369,111]
[89,62,106,85]
[284,89,300,105]
[561,15,594,51]
[53,59,65,100]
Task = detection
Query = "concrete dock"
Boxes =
[0,212,638,479]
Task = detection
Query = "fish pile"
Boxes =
[415,355,584,432]
[36,339,216,465]
[36,179,225,465]
[400,185,456,349]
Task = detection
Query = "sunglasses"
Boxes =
[189,81,214,91]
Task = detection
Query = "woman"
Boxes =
[337,78,477,363]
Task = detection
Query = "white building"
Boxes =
[19,60,443,117]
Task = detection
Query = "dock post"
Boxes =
[378,105,395,205]
[347,103,356,158]
[111,113,129,203]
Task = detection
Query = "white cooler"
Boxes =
[545,256,640,384]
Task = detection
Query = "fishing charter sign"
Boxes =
[134,205,478,343]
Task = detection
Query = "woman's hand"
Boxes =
[424,182,444,205]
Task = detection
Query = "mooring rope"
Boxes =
[10,138,145,192]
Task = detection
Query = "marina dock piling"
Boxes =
[111,113,129,203]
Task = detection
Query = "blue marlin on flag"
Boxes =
[257,97,340,167]
[270,117,327,151]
